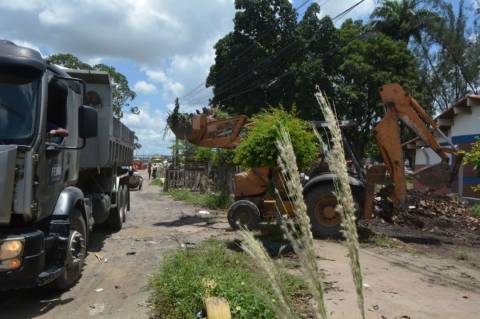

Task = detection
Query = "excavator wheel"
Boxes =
[227,200,261,230]
[305,183,362,238]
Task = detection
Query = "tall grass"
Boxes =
[314,90,365,319]
[275,127,328,319]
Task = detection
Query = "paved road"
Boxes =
[0,170,479,318]
[0,171,229,319]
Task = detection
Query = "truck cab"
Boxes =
[0,40,133,290]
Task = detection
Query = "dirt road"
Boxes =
[0,173,230,319]
[0,171,479,319]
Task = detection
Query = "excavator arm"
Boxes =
[367,83,462,210]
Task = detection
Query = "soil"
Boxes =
[0,171,479,319]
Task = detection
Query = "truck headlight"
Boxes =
[0,240,23,260]
[0,258,22,271]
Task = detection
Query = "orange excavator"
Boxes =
[168,83,463,237]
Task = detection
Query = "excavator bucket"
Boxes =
[413,162,451,190]
[167,107,248,149]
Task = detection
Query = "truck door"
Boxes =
[36,78,70,221]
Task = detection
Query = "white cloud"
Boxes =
[316,0,375,23]
[0,0,235,64]
[133,80,158,95]
[122,103,174,155]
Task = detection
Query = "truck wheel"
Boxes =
[305,184,362,238]
[107,185,126,231]
[227,200,261,230]
[52,209,87,291]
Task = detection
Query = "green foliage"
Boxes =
[206,0,431,156]
[234,109,317,171]
[48,53,136,118]
[194,147,235,166]
[462,140,480,171]
[167,190,233,210]
[461,139,480,192]
[150,179,164,187]
[470,204,480,218]
[194,147,215,162]
[149,240,305,319]
[335,21,425,155]
[370,0,439,43]
[206,0,298,115]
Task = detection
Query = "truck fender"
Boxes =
[303,173,364,195]
[48,187,92,266]
[50,187,93,237]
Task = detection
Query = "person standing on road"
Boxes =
[147,162,152,180]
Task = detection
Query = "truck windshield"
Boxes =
[0,73,41,145]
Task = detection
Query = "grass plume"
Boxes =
[275,126,328,319]
[314,89,366,319]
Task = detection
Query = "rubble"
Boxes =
[366,190,480,245]
[393,190,479,234]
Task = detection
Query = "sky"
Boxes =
[0,0,473,155]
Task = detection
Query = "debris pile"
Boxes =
[392,190,479,236]
[365,190,480,245]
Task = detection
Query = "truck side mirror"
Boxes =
[79,105,98,138]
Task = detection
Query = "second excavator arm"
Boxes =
[371,83,462,205]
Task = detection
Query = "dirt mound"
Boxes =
[394,190,479,231]
[365,190,480,246]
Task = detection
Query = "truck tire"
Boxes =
[107,185,126,231]
[305,183,362,238]
[51,208,87,291]
[227,200,261,230]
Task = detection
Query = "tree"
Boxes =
[293,4,339,119]
[413,0,480,111]
[134,135,142,150]
[206,0,298,115]
[333,19,428,156]
[49,53,137,118]
[370,0,439,44]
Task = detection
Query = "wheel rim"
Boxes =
[234,207,254,227]
[66,230,86,271]
[313,196,341,228]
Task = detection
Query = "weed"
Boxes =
[456,250,469,261]
[470,204,480,218]
[367,234,400,249]
[167,189,233,210]
[149,240,305,319]
[150,179,164,187]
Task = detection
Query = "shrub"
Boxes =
[461,139,480,192]
[167,190,233,210]
[234,108,318,171]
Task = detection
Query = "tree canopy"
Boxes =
[203,0,480,157]
[48,53,137,118]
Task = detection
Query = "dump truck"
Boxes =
[168,84,463,237]
[0,40,134,290]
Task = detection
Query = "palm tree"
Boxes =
[370,0,439,43]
